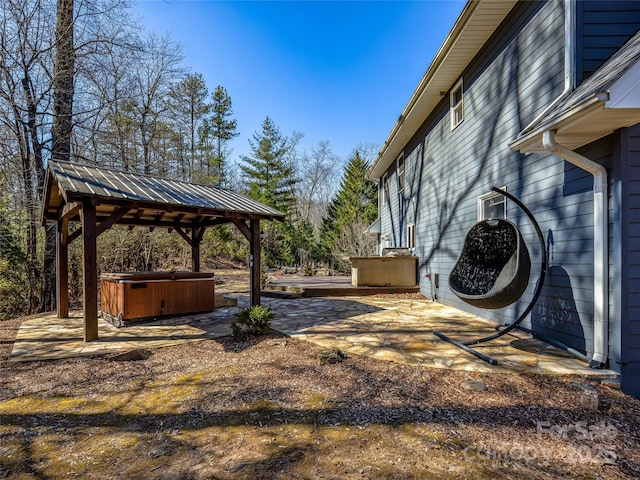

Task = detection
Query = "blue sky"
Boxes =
[132,0,465,164]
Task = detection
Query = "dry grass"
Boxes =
[1,274,640,479]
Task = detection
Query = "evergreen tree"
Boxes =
[201,85,238,186]
[169,73,210,180]
[240,116,297,266]
[240,116,295,212]
[0,198,28,319]
[320,148,378,269]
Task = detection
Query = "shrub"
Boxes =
[301,261,315,277]
[0,204,28,320]
[0,259,27,320]
[231,305,274,340]
[260,267,272,289]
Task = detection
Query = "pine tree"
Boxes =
[204,85,238,186]
[169,73,210,180]
[320,148,378,269]
[240,116,298,266]
[240,116,295,212]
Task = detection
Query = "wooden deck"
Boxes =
[265,275,421,297]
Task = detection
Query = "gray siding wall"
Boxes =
[625,126,640,364]
[379,0,604,354]
[577,0,640,83]
[610,124,640,396]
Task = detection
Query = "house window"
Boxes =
[407,223,415,250]
[450,78,464,130]
[397,154,405,193]
[383,172,390,205]
[478,188,506,220]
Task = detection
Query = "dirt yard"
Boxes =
[1,270,640,479]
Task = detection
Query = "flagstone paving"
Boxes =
[8,294,618,381]
[8,306,237,362]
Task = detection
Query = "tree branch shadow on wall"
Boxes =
[415,37,524,282]
[530,230,586,354]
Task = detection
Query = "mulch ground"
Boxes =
[1,301,640,479]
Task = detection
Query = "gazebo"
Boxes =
[41,160,285,342]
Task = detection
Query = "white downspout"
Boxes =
[541,130,608,367]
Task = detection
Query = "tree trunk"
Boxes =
[45,0,75,312]
[17,115,40,313]
[52,0,74,165]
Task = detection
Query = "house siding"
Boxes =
[379,0,606,354]
[612,124,640,396]
[576,1,640,83]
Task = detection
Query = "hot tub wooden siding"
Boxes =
[100,272,215,326]
[350,256,418,287]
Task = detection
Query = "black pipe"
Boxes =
[433,330,498,365]
[513,324,591,364]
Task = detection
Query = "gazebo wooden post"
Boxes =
[81,199,99,341]
[191,227,200,272]
[191,226,205,272]
[56,218,69,318]
[250,218,261,306]
[230,217,262,306]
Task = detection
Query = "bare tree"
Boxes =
[38,0,76,312]
[75,12,140,168]
[0,0,56,311]
[331,219,378,264]
[0,0,152,313]
[129,32,183,175]
[295,140,342,230]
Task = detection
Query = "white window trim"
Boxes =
[397,153,405,194]
[477,187,507,221]
[450,78,464,130]
[407,223,415,250]
[382,172,390,205]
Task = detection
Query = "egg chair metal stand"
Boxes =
[433,187,547,366]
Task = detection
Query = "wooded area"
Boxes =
[0,0,378,321]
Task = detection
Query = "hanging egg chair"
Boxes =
[449,218,531,309]
[434,187,548,366]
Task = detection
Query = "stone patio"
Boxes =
[7,293,618,381]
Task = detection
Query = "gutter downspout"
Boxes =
[541,130,608,368]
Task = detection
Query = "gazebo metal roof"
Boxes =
[42,160,285,229]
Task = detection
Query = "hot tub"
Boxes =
[100,271,215,326]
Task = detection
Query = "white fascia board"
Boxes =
[368,0,516,180]
[509,95,606,153]
[511,86,640,155]
[607,61,640,109]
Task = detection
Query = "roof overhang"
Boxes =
[364,217,381,234]
[510,59,640,153]
[368,0,517,180]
